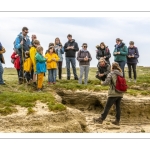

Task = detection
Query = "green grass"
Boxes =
[1,66,150,115]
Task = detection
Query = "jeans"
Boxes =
[78,65,89,85]
[0,61,4,84]
[101,97,122,121]
[127,63,137,79]
[66,57,78,79]
[48,69,57,83]
[116,61,126,77]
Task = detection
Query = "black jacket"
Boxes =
[64,39,79,57]
[96,47,111,64]
[97,63,111,75]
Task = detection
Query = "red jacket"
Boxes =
[11,52,20,69]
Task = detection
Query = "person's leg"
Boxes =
[70,57,78,79]
[49,69,53,83]
[37,73,44,90]
[26,72,31,83]
[118,61,126,77]
[100,97,116,120]
[78,66,84,84]
[84,66,89,85]
[115,97,122,121]
[0,61,4,84]
[30,68,34,80]
[59,61,62,79]
[132,63,137,81]
[127,63,132,81]
[53,69,57,83]
[48,69,50,83]
[66,57,70,79]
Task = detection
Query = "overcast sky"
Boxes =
[0,17,150,68]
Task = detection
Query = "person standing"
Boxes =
[127,41,139,83]
[113,38,128,77]
[93,62,124,126]
[96,42,111,64]
[14,27,31,84]
[64,34,79,80]
[0,42,6,85]
[31,34,37,46]
[77,43,92,85]
[54,37,64,80]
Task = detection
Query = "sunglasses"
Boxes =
[83,46,87,48]
[24,31,28,34]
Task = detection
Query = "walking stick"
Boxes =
[21,36,24,84]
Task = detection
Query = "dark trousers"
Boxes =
[30,68,34,80]
[116,61,126,77]
[101,97,122,121]
[18,51,25,79]
[16,69,20,79]
[57,61,62,79]
[24,72,31,82]
[96,74,107,81]
[127,63,137,79]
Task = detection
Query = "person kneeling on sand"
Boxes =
[93,62,124,126]
[95,58,110,82]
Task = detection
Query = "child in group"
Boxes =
[11,48,20,83]
[29,40,40,86]
[23,51,32,85]
[35,46,47,91]
[45,46,59,84]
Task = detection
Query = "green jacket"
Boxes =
[102,70,124,98]
[113,43,128,62]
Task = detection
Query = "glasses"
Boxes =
[83,46,87,48]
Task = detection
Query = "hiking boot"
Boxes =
[128,78,132,82]
[53,82,56,84]
[111,120,120,126]
[93,117,103,124]
[134,79,137,83]
[37,89,42,92]
[0,82,6,85]
[33,82,37,87]
[18,78,23,84]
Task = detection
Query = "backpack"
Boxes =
[112,75,128,93]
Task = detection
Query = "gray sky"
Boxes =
[0,17,150,68]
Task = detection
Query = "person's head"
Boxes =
[37,46,43,55]
[48,43,54,49]
[55,37,62,45]
[100,42,106,49]
[82,43,88,50]
[116,38,123,45]
[129,41,134,48]
[32,34,37,41]
[25,51,30,58]
[111,62,122,72]
[33,40,40,48]
[67,34,72,41]
[99,58,106,66]
[22,27,29,36]
[48,46,55,53]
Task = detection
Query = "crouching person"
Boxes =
[77,43,92,85]
[24,51,32,85]
[95,58,110,81]
[93,62,124,126]
[35,46,47,92]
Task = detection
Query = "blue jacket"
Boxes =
[127,46,139,64]
[14,32,31,52]
[0,42,2,50]
[54,45,64,62]
[35,52,47,74]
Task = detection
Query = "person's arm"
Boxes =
[73,42,79,52]
[96,51,100,60]
[134,47,139,58]
[45,54,52,63]
[104,65,111,75]
[36,54,46,62]
[0,47,6,54]
[11,52,16,59]
[15,37,22,49]
[55,54,60,62]
[105,48,111,59]
[120,46,128,56]
[101,73,112,86]
[88,52,92,61]
[0,42,2,50]
[64,43,68,52]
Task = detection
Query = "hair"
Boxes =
[48,46,56,53]
[112,62,122,73]
[99,57,106,63]
[22,27,28,31]
[82,43,88,47]
[100,42,106,48]
[48,43,54,49]
[54,37,62,46]
[33,39,40,45]
[67,34,72,38]
[37,46,43,53]
[25,51,30,57]
[129,41,134,45]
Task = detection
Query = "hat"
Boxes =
[116,38,123,41]
[96,45,100,48]
[67,34,72,37]
[81,43,88,47]
[129,41,134,45]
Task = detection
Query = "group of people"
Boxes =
[0,26,140,125]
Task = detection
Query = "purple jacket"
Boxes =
[127,46,139,64]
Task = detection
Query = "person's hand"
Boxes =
[117,52,120,54]
[114,52,117,55]
[52,58,56,61]
[128,55,131,58]
[71,46,74,49]
[104,56,106,59]
[101,81,104,84]
[132,55,134,58]
[15,54,18,58]
[20,40,23,45]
